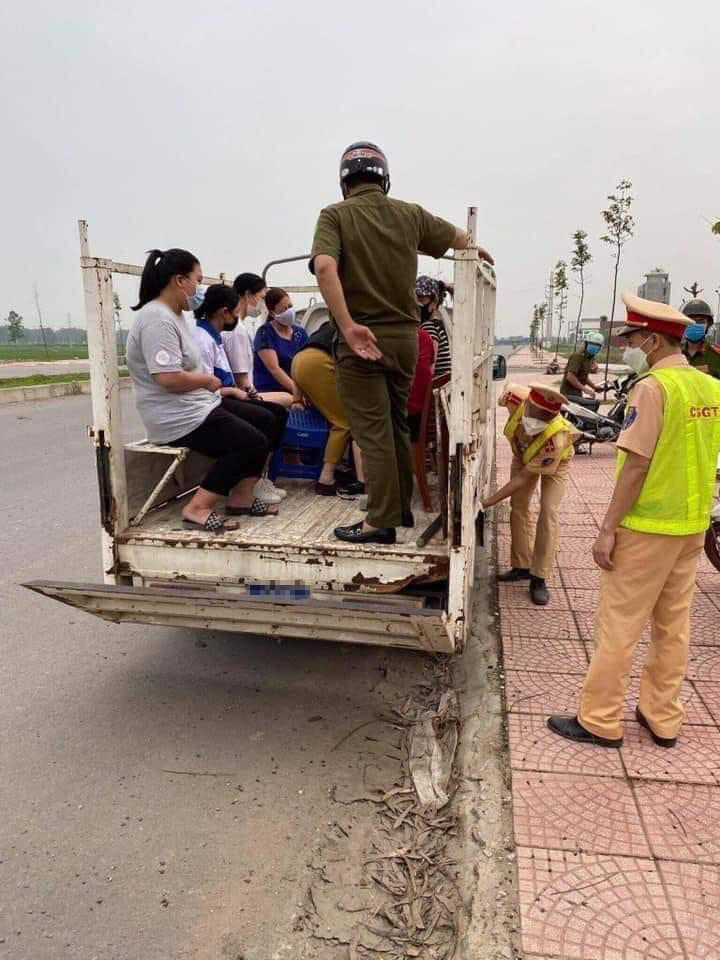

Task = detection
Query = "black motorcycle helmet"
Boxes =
[339,141,390,198]
[681,298,714,327]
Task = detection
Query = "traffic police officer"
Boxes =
[310,141,493,544]
[549,293,720,747]
[484,382,575,605]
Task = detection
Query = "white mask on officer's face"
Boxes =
[622,335,653,375]
[521,415,547,435]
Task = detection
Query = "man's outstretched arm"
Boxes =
[453,228,494,265]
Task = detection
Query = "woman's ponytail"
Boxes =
[437,281,454,305]
[194,283,240,322]
[132,247,199,311]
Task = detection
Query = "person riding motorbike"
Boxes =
[559,332,604,400]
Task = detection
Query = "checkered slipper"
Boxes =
[182,511,239,532]
[226,499,278,517]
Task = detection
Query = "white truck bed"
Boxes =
[116,478,448,592]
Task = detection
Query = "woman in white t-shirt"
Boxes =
[222,272,294,409]
[193,284,288,504]
[126,249,281,530]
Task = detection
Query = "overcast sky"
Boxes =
[1,0,718,337]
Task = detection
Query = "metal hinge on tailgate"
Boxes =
[449,442,463,547]
[88,426,113,535]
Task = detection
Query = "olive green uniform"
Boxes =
[688,344,720,379]
[560,350,594,397]
[310,184,455,528]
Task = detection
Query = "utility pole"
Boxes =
[66,313,72,346]
[33,284,50,358]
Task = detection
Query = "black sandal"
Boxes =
[182,511,239,532]
[226,499,278,517]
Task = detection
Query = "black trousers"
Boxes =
[171,397,286,496]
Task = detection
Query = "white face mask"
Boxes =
[622,336,653,375]
[247,295,263,318]
[273,306,295,327]
[521,415,547,436]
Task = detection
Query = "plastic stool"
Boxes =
[269,408,330,482]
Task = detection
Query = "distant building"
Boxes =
[579,316,610,336]
[637,268,671,305]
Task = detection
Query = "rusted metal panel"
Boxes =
[23,581,453,653]
[79,222,128,582]
[116,540,448,593]
[446,207,496,650]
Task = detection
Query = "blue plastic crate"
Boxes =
[269,408,330,482]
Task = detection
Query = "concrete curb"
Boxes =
[0,378,131,405]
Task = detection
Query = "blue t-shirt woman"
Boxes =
[253,287,309,395]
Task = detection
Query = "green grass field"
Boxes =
[0,371,129,390]
[0,344,90,362]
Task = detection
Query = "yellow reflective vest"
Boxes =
[617,366,720,535]
[504,402,573,466]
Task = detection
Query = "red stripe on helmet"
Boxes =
[625,310,686,337]
[529,388,562,413]
[341,147,386,164]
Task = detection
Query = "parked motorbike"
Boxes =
[562,373,635,453]
[705,456,720,573]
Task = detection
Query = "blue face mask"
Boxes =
[586,344,601,356]
[186,287,205,312]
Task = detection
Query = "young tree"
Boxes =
[601,178,635,384]
[570,229,592,350]
[6,310,25,343]
[536,303,547,355]
[113,291,124,352]
[552,260,568,358]
[529,304,541,351]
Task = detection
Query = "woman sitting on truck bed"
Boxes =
[126,248,281,532]
[252,287,309,401]
[223,273,295,409]
[193,283,289,505]
[291,320,366,497]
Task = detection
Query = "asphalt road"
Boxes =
[0,393,430,960]
[0,360,92,379]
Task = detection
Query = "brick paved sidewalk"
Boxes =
[496,349,720,959]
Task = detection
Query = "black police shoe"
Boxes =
[547,715,623,748]
[334,522,396,545]
[529,576,550,605]
[635,707,677,748]
[497,567,531,583]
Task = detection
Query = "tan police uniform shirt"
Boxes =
[618,354,689,459]
[502,392,573,476]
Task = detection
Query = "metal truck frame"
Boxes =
[26,208,497,654]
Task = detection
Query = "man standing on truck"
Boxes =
[559,332,604,399]
[310,141,493,544]
[482,383,575,605]
[549,294,720,748]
